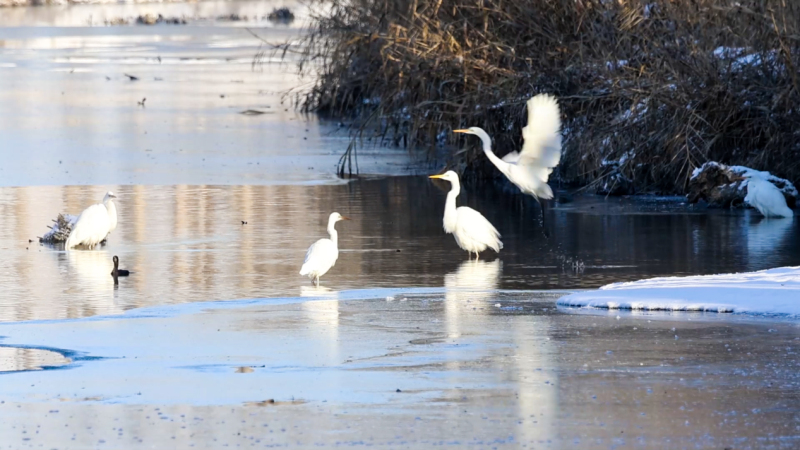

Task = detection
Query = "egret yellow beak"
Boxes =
[428,174,445,179]
[452,129,470,134]
[341,216,351,221]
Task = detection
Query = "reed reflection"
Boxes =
[0,180,799,322]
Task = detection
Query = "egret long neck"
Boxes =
[105,199,117,219]
[327,219,338,246]
[477,130,510,175]
[443,182,460,233]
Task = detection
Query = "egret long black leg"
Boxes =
[536,197,551,238]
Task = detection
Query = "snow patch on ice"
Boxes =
[558,266,800,316]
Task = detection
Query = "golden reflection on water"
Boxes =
[0,0,309,29]
[1,180,799,323]
[0,346,70,372]
[0,181,449,322]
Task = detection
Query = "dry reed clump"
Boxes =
[39,213,112,245]
[296,0,800,193]
[39,213,77,244]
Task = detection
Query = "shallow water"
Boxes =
[4,0,798,325]
[0,345,71,372]
[0,0,422,187]
[2,2,800,448]
[2,180,800,322]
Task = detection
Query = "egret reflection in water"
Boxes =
[746,216,795,270]
[60,249,122,318]
[444,259,503,295]
[444,259,502,337]
[299,285,336,298]
[2,182,800,323]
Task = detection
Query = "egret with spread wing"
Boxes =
[454,93,562,200]
[429,171,502,260]
[300,212,350,286]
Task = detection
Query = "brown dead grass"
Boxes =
[293,0,800,193]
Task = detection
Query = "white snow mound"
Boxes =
[557,266,800,316]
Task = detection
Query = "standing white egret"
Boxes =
[453,93,562,200]
[64,192,117,250]
[429,171,503,260]
[745,175,793,218]
[299,212,350,286]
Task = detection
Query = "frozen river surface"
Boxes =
[1,1,800,449]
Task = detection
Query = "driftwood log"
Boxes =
[687,162,797,209]
[40,212,113,245]
[39,214,77,244]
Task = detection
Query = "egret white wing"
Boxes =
[489,94,563,200]
[519,93,562,170]
[65,203,111,249]
[501,151,520,164]
[455,207,503,252]
[106,201,118,233]
[299,238,338,276]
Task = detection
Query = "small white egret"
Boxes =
[429,171,503,260]
[64,192,117,250]
[744,175,793,218]
[299,212,350,286]
[454,93,562,200]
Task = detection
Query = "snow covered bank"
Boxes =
[687,162,797,209]
[558,266,800,316]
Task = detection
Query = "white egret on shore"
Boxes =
[429,171,502,260]
[744,175,793,218]
[300,212,350,286]
[64,192,117,250]
[454,93,562,200]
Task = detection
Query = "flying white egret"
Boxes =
[299,212,350,286]
[453,93,562,200]
[744,175,793,218]
[64,192,117,250]
[429,171,503,260]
